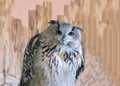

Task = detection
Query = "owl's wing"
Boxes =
[76,42,85,79]
[29,62,50,86]
[20,34,41,86]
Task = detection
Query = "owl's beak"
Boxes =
[61,35,68,44]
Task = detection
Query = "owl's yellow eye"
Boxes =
[56,30,62,35]
[69,31,75,36]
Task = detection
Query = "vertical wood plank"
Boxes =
[116,31,120,86]
[106,27,112,72]
[101,29,107,66]
[43,2,52,29]
[57,15,65,22]
[89,0,96,55]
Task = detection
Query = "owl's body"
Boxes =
[20,20,85,86]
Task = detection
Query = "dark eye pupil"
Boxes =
[56,30,62,35]
[69,32,74,36]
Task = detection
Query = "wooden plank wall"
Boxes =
[58,1,120,85]
[0,0,120,85]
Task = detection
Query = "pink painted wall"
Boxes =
[12,0,70,26]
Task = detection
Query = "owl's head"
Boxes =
[45,20,83,48]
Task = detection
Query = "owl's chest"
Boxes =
[47,52,76,86]
[50,52,76,74]
[44,51,75,69]
[34,51,76,86]
[36,47,78,71]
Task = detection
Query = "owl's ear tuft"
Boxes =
[73,26,84,32]
[49,20,60,29]
[49,20,59,24]
[78,27,84,32]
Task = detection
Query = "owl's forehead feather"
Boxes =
[60,23,73,29]
[49,20,83,32]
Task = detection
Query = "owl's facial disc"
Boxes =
[54,28,77,47]
[47,21,82,48]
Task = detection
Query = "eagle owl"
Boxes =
[20,20,85,86]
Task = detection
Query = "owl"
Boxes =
[20,20,85,86]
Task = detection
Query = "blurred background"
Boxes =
[0,0,120,86]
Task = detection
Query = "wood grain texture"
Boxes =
[0,0,120,85]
